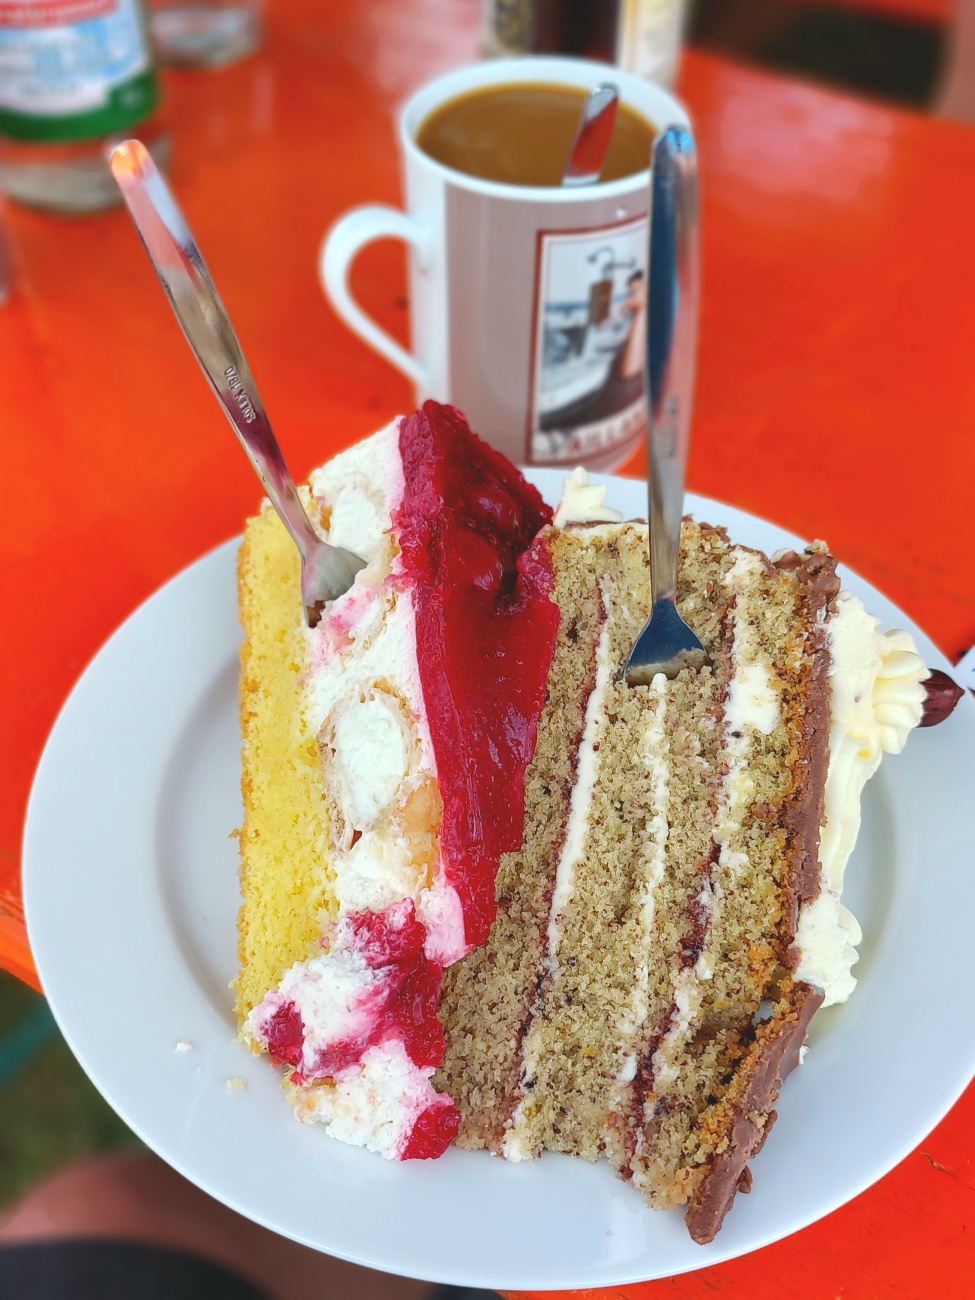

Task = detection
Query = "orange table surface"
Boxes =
[2,3,973,1295]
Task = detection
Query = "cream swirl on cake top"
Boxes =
[794,592,927,1005]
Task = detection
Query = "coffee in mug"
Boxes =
[415,82,657,187]
[320,57,693,472]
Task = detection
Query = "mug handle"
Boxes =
[319,206,430,390]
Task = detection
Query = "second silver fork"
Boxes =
[624,125,707,686]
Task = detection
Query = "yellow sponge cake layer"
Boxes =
[236,501,337,1022]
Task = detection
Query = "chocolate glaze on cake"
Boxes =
[773,545,841,949]
[685,981,825,1244]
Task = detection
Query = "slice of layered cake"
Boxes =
[435,496,935,1241]
[236,403,953,1237]
[236,402,557,1158]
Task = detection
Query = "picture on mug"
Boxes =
[527,215,648,465]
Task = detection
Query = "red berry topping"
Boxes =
[346,899,426,968]
[391,957,445,1070]
[400,1098,462,1160]
[262,1000,304,1068]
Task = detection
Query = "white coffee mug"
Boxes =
[320,57,692,471]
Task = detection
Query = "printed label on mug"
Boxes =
[526,215,648,466]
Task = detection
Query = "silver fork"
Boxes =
[624,126,708,686]
[109,139,366,627]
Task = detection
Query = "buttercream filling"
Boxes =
[795,592,927,1005]
[714,555,781,865]
[545,602,614,971]
[795,592,925,1003]
[610,678,670,1101]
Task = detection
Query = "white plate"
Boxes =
[24,473,975,1291]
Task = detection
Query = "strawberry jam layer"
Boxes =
[395,402,559,947]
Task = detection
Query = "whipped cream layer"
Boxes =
[292,1040,454,1159]
[304,420,466,962]
[246,421,461,1158]
[795,591,928,1005]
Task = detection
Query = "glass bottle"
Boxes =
[150,1,263,68]
[485,0,689,89]
[0,1,170,215]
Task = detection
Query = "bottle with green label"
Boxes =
[0,1,170,214]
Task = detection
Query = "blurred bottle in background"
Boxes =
[486,0,689,88]
[0,0,169,214]
[150,0,263,68]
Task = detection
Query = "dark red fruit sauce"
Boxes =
[400,1099,462,1160]
[394,402,559,947]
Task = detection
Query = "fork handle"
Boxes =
[646,126,700,605]
[110,140,321,564]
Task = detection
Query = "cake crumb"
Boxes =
[226,1077,245,1092]
[174,1041,193,1053]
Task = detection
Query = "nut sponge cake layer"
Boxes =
[437,519,834,1242]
